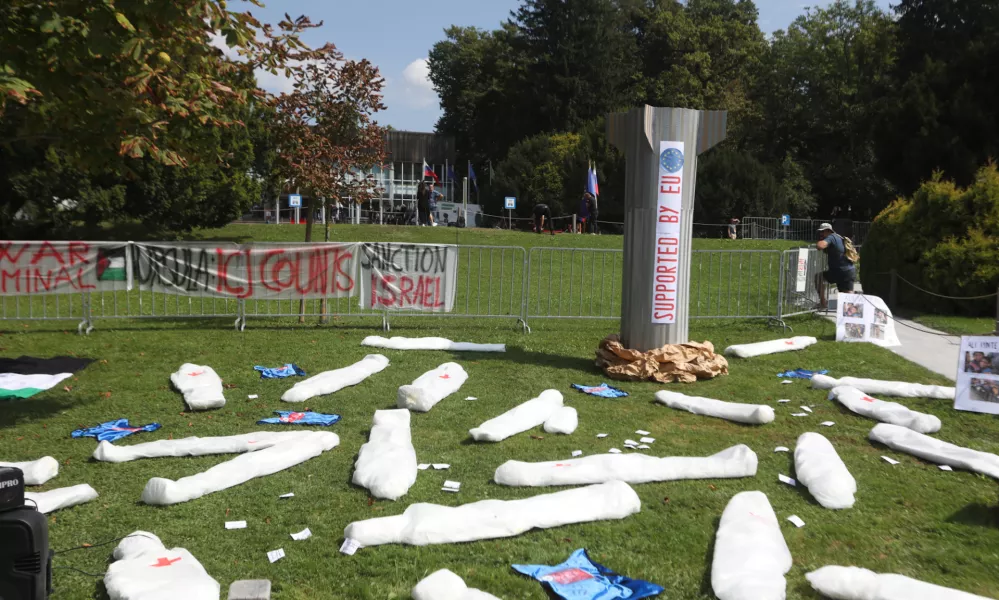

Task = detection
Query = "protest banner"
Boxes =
[955,336,999,415]
[132,243,357,300]
[359,243,458,311]
[0,241,130,295]
[835,293,901,347]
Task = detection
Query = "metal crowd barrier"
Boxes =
[1,242,840,333]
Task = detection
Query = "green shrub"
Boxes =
[861,165,999,316]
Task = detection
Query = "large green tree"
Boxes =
[875,0,999,195]
[635,0,766,137]
[428,24,527,166]
[751,0,897,218]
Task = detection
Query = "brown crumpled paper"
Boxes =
[596,334,729,383]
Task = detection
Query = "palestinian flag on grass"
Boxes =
[0,356,94,399]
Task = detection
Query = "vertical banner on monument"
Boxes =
[652,141,685,324]
[795,248,809,293]
[0,241,131,295]
[359,243,458,312]
[955,336,999,415]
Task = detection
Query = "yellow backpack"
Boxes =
[842,236,859,263]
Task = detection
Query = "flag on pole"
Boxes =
[447,164,458,183]
[586,161,600,197]
[423,159,439,182]
[468,162,478,192]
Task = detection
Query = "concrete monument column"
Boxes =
[607,106,727,350]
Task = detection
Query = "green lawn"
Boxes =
[186,222,806,252]
[913,314,997,336]
[2,315,998,599]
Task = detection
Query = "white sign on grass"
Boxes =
[835,293,901,347]
[652,141,685,324]
[955,336,999,415]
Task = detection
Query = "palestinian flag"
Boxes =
[96,247,127,281]
[0,356,94,399]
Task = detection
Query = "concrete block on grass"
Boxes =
[228,580,271,600]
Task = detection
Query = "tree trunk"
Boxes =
[299,187,312,323]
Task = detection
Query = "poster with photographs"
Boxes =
[955,336,999,415]
[835,293,901,347]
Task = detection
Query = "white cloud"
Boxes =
[398,58,438,110]
[208,32,295,95]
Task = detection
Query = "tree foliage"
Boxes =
[861,165,999,316]
[272,43,387,242]
[0,1,313,167]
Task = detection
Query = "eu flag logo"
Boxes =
[660,148,684,174]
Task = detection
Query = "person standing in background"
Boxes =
[728,218,740,240]
[578,191,590,234]
[427,181,443,227]
[416,181,429,226]
[586,192,599,234]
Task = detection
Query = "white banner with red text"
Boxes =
[652,141,685,324]
[358,242,458,312]
[0,241,131,295]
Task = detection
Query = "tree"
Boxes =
[272,43,387,244]
[751,0,897,218]
[0,1,313,168]
[635,0,766,137]
[512,0,639,134]
[875,0,999,195]
[428,25,528,166]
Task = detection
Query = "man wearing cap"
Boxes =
[815,222,855,309]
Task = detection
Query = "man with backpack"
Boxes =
[815,222,858,309]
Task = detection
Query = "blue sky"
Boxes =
[243,0,892,132]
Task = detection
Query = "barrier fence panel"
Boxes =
[524,247,786,326]
[525,247,623,322]
[779,247,827,318]
[87,242,243,330]
[689,250,784,320]
[381,245,528,330]
[0,293,89,332]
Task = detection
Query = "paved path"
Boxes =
[828,287,960,381]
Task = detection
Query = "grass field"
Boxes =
[913,314,997,336]
[2,225,997,599]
